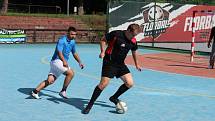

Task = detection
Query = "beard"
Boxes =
[67,35,75,40]
[70,37,75,40]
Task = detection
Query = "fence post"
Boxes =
[191,11,197,62]
[53,31,56,43]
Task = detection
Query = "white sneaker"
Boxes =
[59,91,68,99]
[31,91,41,99]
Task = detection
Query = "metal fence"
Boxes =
[8,3,61,14]
[25,29,106,43]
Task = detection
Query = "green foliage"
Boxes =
[5,11,106,30]
[75,15,106,30]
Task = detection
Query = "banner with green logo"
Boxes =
[0,29,26,43]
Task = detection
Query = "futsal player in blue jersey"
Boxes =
[31,26,84,99]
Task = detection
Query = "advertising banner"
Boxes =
[0,29,26,43]
[108,2,215,43]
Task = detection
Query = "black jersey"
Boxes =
[104,30,138,64]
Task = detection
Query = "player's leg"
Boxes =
[209,42,215,69]
[31,75,56,99]
[82,61,115,114]
[48,59,72,98]
[59,69,74,99]
[109,73,134,105]
[209,54,215,69]
[109,65,133,105]
[82,77,111,114]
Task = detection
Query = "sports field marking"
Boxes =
[41,56,215,99]
[41,56,50,65]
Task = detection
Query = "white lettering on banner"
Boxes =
[199,16,206,30]
[184,17,191,32]
[0,29,25,35]
[205,16,212,29]
[184,15,215,32]
[213,15,215,27]
[142,20,170,36]
[142,20,169,36]
[143,20,169,31]
[194,16,200,31]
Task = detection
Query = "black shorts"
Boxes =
[101,60,130,78]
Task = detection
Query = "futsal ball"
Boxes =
[116,101,128,114]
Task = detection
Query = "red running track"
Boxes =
[126,53,215,78]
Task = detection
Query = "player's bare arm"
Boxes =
[99,36,107,58]
[58,51,68,67]
[73,52,84,69]
[132,50,142,71]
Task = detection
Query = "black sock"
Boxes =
[86,86,102,109]
[61,87,67,92]
[111,84,129,100]
[33,89,39,94]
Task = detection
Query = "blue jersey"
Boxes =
[51,35,76,62]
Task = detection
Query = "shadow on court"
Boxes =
[109,110,120,114]
[17,88,115,111]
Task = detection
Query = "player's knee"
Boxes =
[98,77,110,90]
[46,75,56,85]
[67,69,74,78]
[46,79,55,85]
[98,84,105,90]
[49,80,55,84]
[125,81,134,88]
[98,82,108,90]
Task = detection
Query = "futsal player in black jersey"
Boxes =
[82,23,142,114]
[208,26,215,69]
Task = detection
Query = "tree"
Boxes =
[1,0,8,15]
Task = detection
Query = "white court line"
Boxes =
[41,56,215,99]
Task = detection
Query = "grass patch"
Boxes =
[5,12,107,30]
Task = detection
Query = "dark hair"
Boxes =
[127,23,140,32]
[68,26,77,32]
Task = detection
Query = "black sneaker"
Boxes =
[82,107,91,114]
[109,96,120,105]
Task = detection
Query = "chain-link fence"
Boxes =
[25,29,105,43]
[7,3,61,14]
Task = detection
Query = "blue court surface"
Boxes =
[0,44,215,121]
